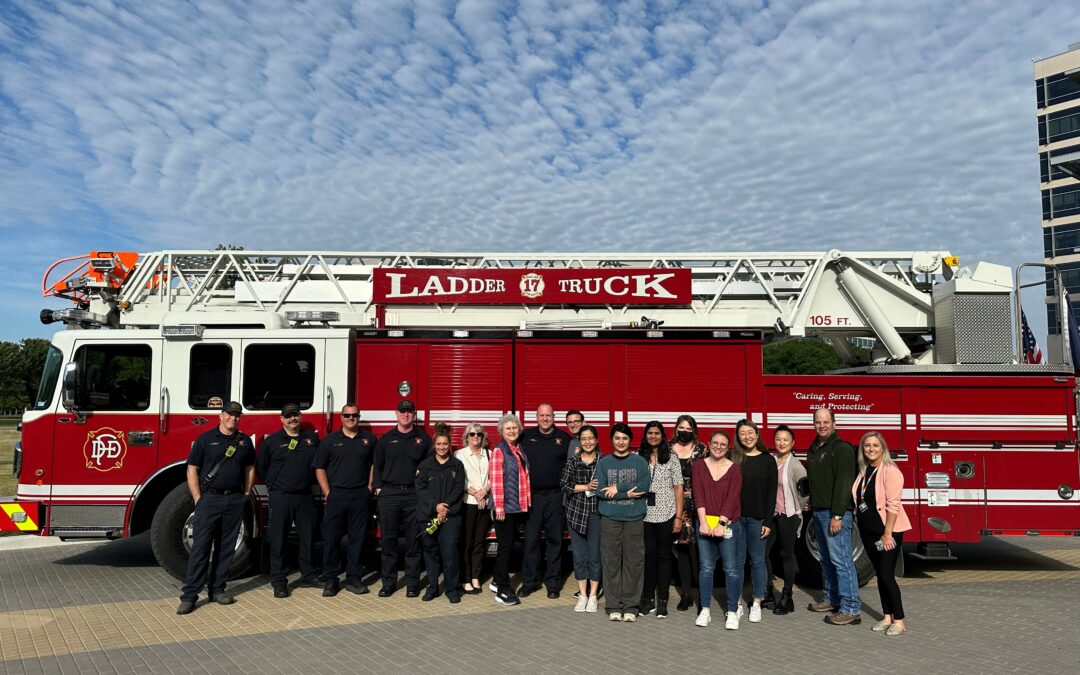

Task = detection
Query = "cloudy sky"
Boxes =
[0,0,1073,342]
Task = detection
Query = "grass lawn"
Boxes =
[0,427,20,496]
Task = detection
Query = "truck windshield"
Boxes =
[32,344,63,411]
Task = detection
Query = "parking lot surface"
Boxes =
[0,534,1077,673]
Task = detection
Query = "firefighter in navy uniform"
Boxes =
[177,401,256,615]
[416,423,467,603]
[313,403,377,597]
[373,399,433,597]
[256,403,320,598]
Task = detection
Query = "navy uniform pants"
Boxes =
[321,487,370,585]
[180,492,245,602]
[377,487,422,589]
[421,515,462,596]
[266,490,317,588]
[522,489,564,591]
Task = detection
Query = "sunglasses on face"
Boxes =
[468,432,483,437]
[283,414,300,419]
[342,413,360,419]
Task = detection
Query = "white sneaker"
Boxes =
[574,596,588,612]
[609,612,623,621]
[726,611,740,630]
[585,596,598,613]
[737,603,745,620]
[749,603,762,623]
[489,582,498,593]
[695,608,712,627]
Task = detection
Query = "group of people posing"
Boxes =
[177,401,909,637]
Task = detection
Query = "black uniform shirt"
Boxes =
[187,427,255,491]
[415,455,466,519]
[520,426,571,490]
[256,428,320,493]
[373,426,433,489]
[313,428,377,489]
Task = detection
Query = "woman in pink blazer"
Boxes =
[851,432,910,636]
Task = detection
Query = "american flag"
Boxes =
[1021,310,1043,364]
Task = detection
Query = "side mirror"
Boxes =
[61,362,78,411]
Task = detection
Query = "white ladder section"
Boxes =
[98,249,954,344]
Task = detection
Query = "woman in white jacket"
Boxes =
[765,424,808,615]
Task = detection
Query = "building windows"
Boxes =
[1043,183,1080,220]
[1039,147,1080,183]
[1045,71,1080,107]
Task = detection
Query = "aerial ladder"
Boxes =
[38,248,1050,370]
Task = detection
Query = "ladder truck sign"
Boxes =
[372,268,692,305]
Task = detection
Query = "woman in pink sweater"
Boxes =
[851,432,911,636]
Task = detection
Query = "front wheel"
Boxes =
[794,515,875,588]
[149,483,255,581]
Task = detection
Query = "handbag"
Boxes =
[795,476,810,500]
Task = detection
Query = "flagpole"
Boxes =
[1014,262,1062,364]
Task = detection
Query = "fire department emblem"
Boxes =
[83,428,128,472]
[519,273,545,299]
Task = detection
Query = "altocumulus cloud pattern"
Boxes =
[0,0,1071,339]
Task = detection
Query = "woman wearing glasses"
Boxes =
[455,423,491,594]
[560,424,602,613]
[489,413,531,606]
[670,414,705,612]
[733,418,777,624]
[693,430,743,629]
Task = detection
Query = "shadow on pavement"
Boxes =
[53,532,158,568]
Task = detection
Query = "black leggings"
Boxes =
[859,529,905,620]
[764,513,801,592]
[642,518,674,603]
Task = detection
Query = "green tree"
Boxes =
[763,339,864,374]
[0,338,52,411]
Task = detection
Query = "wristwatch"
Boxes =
[832,515,842,521]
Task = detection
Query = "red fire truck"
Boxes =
[4,249,1078,584]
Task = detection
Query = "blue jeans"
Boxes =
[696,521,744,613]
[812,509,861,614]
[740,516,769,600]
[569,512,602,581]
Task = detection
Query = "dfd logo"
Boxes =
[83,428,128,472]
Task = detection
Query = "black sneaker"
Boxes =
[211,593,235,606]
[273,587,290,599]
[176,600,196,615]
[656,600,668,619]
[676,596,692,612]
[495,588,521,606]
[346,582,370,596]
[640,599,655,615]
[322,581,340,597]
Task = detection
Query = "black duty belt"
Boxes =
[205,488,241,495]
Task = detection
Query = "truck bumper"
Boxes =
[0,500,41,532]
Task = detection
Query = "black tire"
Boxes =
[149,483,255,581]
[794,516,875,588]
